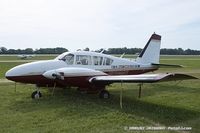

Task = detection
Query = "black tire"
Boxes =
[99,90,110,99]
[31,91,42,99]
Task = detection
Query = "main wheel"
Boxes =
[99,90,110,99]
[31,91,42,99]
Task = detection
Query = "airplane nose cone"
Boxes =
[5,70,11,78]
[5,60,67,82]
[5,67,19,81]
[5,63,33,81]
[5,69,13,78]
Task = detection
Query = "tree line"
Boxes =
[96,47,200,55]
[0,47,68,54]
[0,46,200,55]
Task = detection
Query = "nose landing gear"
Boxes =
[31,91,42,99]
[99,90,110,99]
[31,85,42,99]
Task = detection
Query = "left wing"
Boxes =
[89,73,197,84]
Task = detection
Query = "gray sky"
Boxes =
[0,0,200,51]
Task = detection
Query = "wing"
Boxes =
[89,73,198,84]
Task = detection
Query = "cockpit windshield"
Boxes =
[55,53,66,60]
[55,53,74,65]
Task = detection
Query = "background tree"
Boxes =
[0,46,199,55]
[83,47,90,51]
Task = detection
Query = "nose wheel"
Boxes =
[31,91,42,99]
[99,90,110,99]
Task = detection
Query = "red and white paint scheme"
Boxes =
[5,33,197,99]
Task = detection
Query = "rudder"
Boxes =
[136,33,161,64]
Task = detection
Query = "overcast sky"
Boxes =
[0,0,200,51]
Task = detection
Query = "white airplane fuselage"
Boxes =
[6,51,158,89]
[6,33,161,92]
[5,34,198,99]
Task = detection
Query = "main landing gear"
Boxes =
[31,91,42,99]
[99,90,110,99]
[31,86,42,99]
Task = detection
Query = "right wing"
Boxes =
[89,73,198,84]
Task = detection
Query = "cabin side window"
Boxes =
[103,57,113,65]
[62,54,74,65]
[76,55,92,65]
[93,56,103,65]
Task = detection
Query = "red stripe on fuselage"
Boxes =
[6,75,90,87]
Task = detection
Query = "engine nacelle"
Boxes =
[42,67,107,80]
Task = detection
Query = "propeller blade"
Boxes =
[52,72,64,80]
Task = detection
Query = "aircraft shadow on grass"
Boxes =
[10,84,200,127]
[137,82,200,96]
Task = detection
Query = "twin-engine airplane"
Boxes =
[5,33,197,99]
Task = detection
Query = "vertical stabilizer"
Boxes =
[136,33,161,64]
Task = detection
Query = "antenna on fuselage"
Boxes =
[100,49,105,53]
[120,53,125,58]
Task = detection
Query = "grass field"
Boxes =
[0,55,199,133]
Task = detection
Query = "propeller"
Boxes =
[50,72,65,96]
[52,72,65,80]
[42,70,65,96]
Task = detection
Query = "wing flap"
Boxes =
[90,73,197,84]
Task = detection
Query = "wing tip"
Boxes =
[162,73,198,81]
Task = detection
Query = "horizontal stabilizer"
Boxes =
[90,73,197,84]
[152,63,183,68]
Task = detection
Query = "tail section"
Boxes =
[136,33,161,64]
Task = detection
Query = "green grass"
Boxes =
[0,55,199,132]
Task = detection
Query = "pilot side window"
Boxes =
[93,56,103,65]
[62,54,74,65]
[76,55,91,65]
[103,57,113,65]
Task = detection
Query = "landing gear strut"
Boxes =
[99,90,110,99]
[138,83,143,98]
[31,86,42,99]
